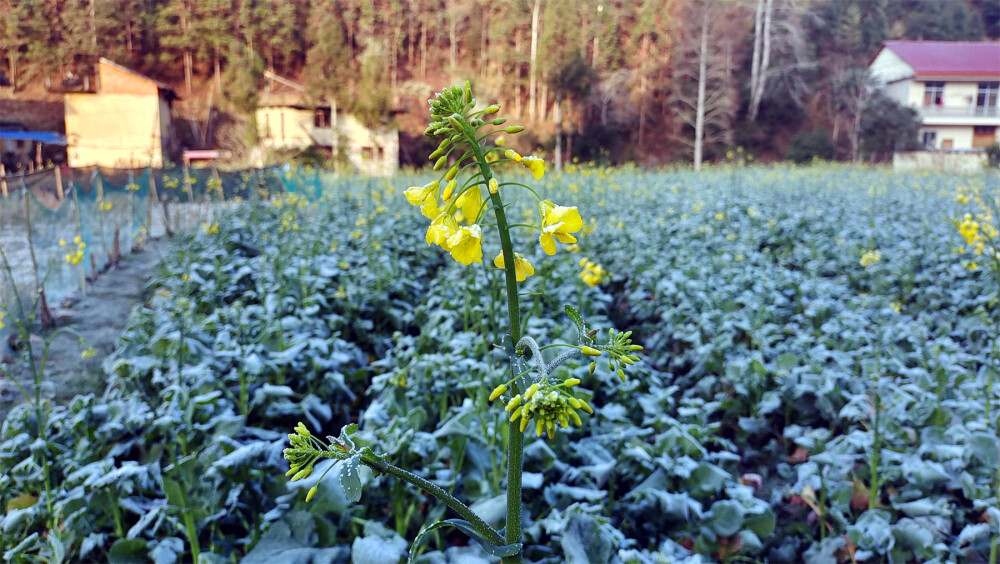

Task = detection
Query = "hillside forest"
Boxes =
[1,0,999,166]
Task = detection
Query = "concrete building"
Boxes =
[256,71,398,176]
[869,41,1000,151]
[64,58,178,168]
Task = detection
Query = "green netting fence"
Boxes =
[0,164,325,325]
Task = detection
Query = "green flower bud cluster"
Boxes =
[489,378,592,439]
[283,422,351,503]
[601,329,643,382]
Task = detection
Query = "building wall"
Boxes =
[869,49,914,84]
[255,107,399,176]
[65,92,167,167]
[257,107,315,149]
[894,150,983,172]
[98,62,159,96]
[919,125,974,150]
[338,114,398,176]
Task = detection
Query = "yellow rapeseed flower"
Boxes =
[404,181,439,206]
[538,200,583,255]
[456,187,483,223]
[426,212,459,249]
[446,224,483,265]
[493,251,535,282]
[521,156,545,179]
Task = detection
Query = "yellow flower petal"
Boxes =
[521,156,545,179]
[456,187,483,224]
[447,224,483,265]
[426,212,459,249]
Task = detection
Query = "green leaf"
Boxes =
[409,519,517,563]
[965,432,999,468]
[742,508,776,537]
[161,477,187,508]
[108,539,149,564]
[339,453,363,504]
[564,305,587,338]
[709,500,745,537]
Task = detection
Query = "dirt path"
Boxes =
[0,237,170,423]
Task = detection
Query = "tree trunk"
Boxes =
[214,47,222,92]
[89,0,97,51]
[749,0,762,120]
[419,19,427,80]
[555,93,563,173]
[749,0,773,122]
[638,34,649,146]
[529,0,540,121]
[184,51,193,98]
[449,1,458,76]
[694,9,708,171]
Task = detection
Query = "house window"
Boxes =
[377,147,385,161]
[923,82,944,106]
[922,131,936,149]
[361,147,373,160]
[977,82,999,116]
[314,109,331,128]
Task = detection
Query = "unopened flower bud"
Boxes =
[618,369,626,382]
[505,125,525,134]
[630,345,644,351]
[445,165,459,181]
[519,416,530,433]
[506,395,523,411]
[509,407,523,422]
[484,104,500,114]
[524,383,540,399]
[443,179,457,201]
[504,149,522,163]
[581,346,602,357]
[589,362,596,374]
[488,178,498,194]
[489,383,507,401]
[564,378,581,387]
[306,485,318,502]
[578,399,594,414]
[570,410,583,426]
[429,146,446,160]
[491,117,507,125]
[433,155,448,170]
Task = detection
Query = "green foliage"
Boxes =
[859,92,921,161]
[786,129,835,163]
[2,165,1000,563]
[985,142,1000,168]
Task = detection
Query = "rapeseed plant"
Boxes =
[283,83,642,563]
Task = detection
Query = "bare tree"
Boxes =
[670,0,741,170]
[748,0,773,121]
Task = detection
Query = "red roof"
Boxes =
[882,41,1000,78]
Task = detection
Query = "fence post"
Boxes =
[55,166,64,202]
[0,164,7,197]
[147,166,157,235]
[22,183,40,306]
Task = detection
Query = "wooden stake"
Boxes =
[1,164,7,197]
[55,166,63,202]
[22,187,40,303]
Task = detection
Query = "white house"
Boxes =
[868,40,1000,151]
[256,72,399,176]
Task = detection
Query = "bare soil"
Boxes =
[0,237,169,424]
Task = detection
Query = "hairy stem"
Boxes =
[365,456,504,546]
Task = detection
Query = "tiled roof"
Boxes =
[882,41,1000,78]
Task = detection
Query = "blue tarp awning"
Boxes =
[0,131,67,146]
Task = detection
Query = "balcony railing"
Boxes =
[918,105,1000,118]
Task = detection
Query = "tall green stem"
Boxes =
[463,124,524,562]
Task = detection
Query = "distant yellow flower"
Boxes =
[521,156,545,179]
[426,212,459,249]
[81,347,97,359]
[715,212,726,220]
[493,251,535,282]
[59,239,66,246]
[538,200,583,255]
[579,258,607,287]
[446,224,483,265]
[860,249,881,267]
[956,193,970,204]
